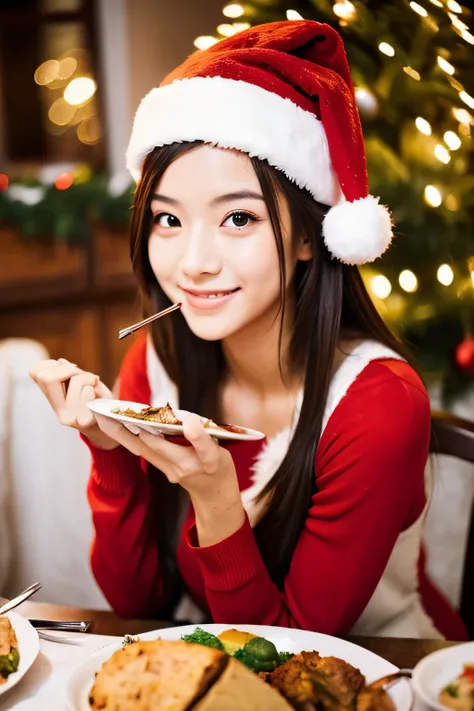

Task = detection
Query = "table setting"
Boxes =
[0,584,470,711]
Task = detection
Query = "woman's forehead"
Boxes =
[154,145,260,196]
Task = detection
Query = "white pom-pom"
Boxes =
[322,195,393,265]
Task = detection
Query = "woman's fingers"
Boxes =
[182,414,221,473]
[62,372,98,428]
[30,361,85,413]
[94,380,113,399]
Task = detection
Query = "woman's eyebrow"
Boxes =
[151,193,180,206]
[150,190,265,206]
[211,190,265,204]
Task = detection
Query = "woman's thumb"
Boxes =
[94,380,113,399]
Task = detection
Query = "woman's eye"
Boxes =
[223,211,256,230]
[153,213,181,228]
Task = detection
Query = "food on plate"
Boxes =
[110,403,249,435]
[217,627,258,655]
[182,627,225,651]
[440,663,474,711]
[0,617,20,684]
[88,638,292,710]
[111,402,182,425]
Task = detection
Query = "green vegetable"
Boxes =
[234,637,281,673]
[0,647,20,679]
[278,651,294,665]
[444,685,459,698]
[181,627,224,651]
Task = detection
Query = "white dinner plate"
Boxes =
[0,612,39,696]
[67,623,413,711]
[412,640,474,711]
[88,399,265,442]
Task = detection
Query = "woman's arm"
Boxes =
[186,361,430,634]
[86,336,175,617]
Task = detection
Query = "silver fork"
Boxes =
[0,582,42,615]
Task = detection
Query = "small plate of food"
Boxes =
[67,623,413,711]
[412,641,474,711]
[0,612,39,696]
[88,399,265,442]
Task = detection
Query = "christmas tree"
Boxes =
[198,1,474,403]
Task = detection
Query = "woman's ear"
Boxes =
[296,236,313,262]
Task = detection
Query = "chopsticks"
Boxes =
[119,302,182,340]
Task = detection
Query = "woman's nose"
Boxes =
[180,227,222,278]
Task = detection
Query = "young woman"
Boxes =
[30,20,466,639]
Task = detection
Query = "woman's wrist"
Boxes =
[191,488,245,548]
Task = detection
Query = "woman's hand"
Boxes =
[29,358,118,451]
[94,412,246,545]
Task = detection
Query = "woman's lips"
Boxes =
[182,287,240,311]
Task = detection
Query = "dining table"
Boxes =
[0,599,461,711]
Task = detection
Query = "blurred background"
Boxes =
[0,0,473,617]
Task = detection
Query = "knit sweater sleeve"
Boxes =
[185,360,431,634]
[85,336,173,617]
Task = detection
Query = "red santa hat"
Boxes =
[126,20,392,265]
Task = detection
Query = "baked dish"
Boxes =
[440,664,474,711]
[0,617,20,685]
[88,627,396,711]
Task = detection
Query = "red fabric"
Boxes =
[162,20,368,203]
[85,337,467,638]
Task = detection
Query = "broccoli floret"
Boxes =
[0,648,20,679]
[181,627,224,651]
[278,651,294,664]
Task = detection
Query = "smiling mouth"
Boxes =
[183,288,240,299]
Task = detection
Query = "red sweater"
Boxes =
[85,337,467,640]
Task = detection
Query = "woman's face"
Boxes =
[148,145,311,342]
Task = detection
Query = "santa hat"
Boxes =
[126,20,392,265]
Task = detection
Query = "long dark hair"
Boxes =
[130,142,414,600]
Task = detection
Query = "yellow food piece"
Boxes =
[217,629,258,656]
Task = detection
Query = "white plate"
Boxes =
[88,399,265,442]
[412,641,474,711]
[67,623,413,711]
[0,612,39,696]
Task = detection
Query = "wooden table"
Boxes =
[13,600,459,670]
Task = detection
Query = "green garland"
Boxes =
[0,176,133,244]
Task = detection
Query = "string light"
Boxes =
[54,173,73,191]
[460,30,474,45]
[399,270,418,293]
[286,9,304,20]
[217,24,238,36]
[444,131,461,150]
[445,194,460,211]
[403,66,421,81]
[378,42,395,57]
[333,1,357,21]
[437,56,455,75]
[64,77,96,106]
[460,91,474,110]
[429,0,443,5]
[452,108,473,125]
[0,174,8,191]
[223,3,244,18]
[424,185,442,207]
[449,13,469,30]
[233,22,251,31]
[471,270,474,288]
[437,264,454,286]
[194,36,219,50]
[447,0,462,12]
[415,117,432,135]
[434,144,451,163]
[409,2,428,17]
[370,275,392,299]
